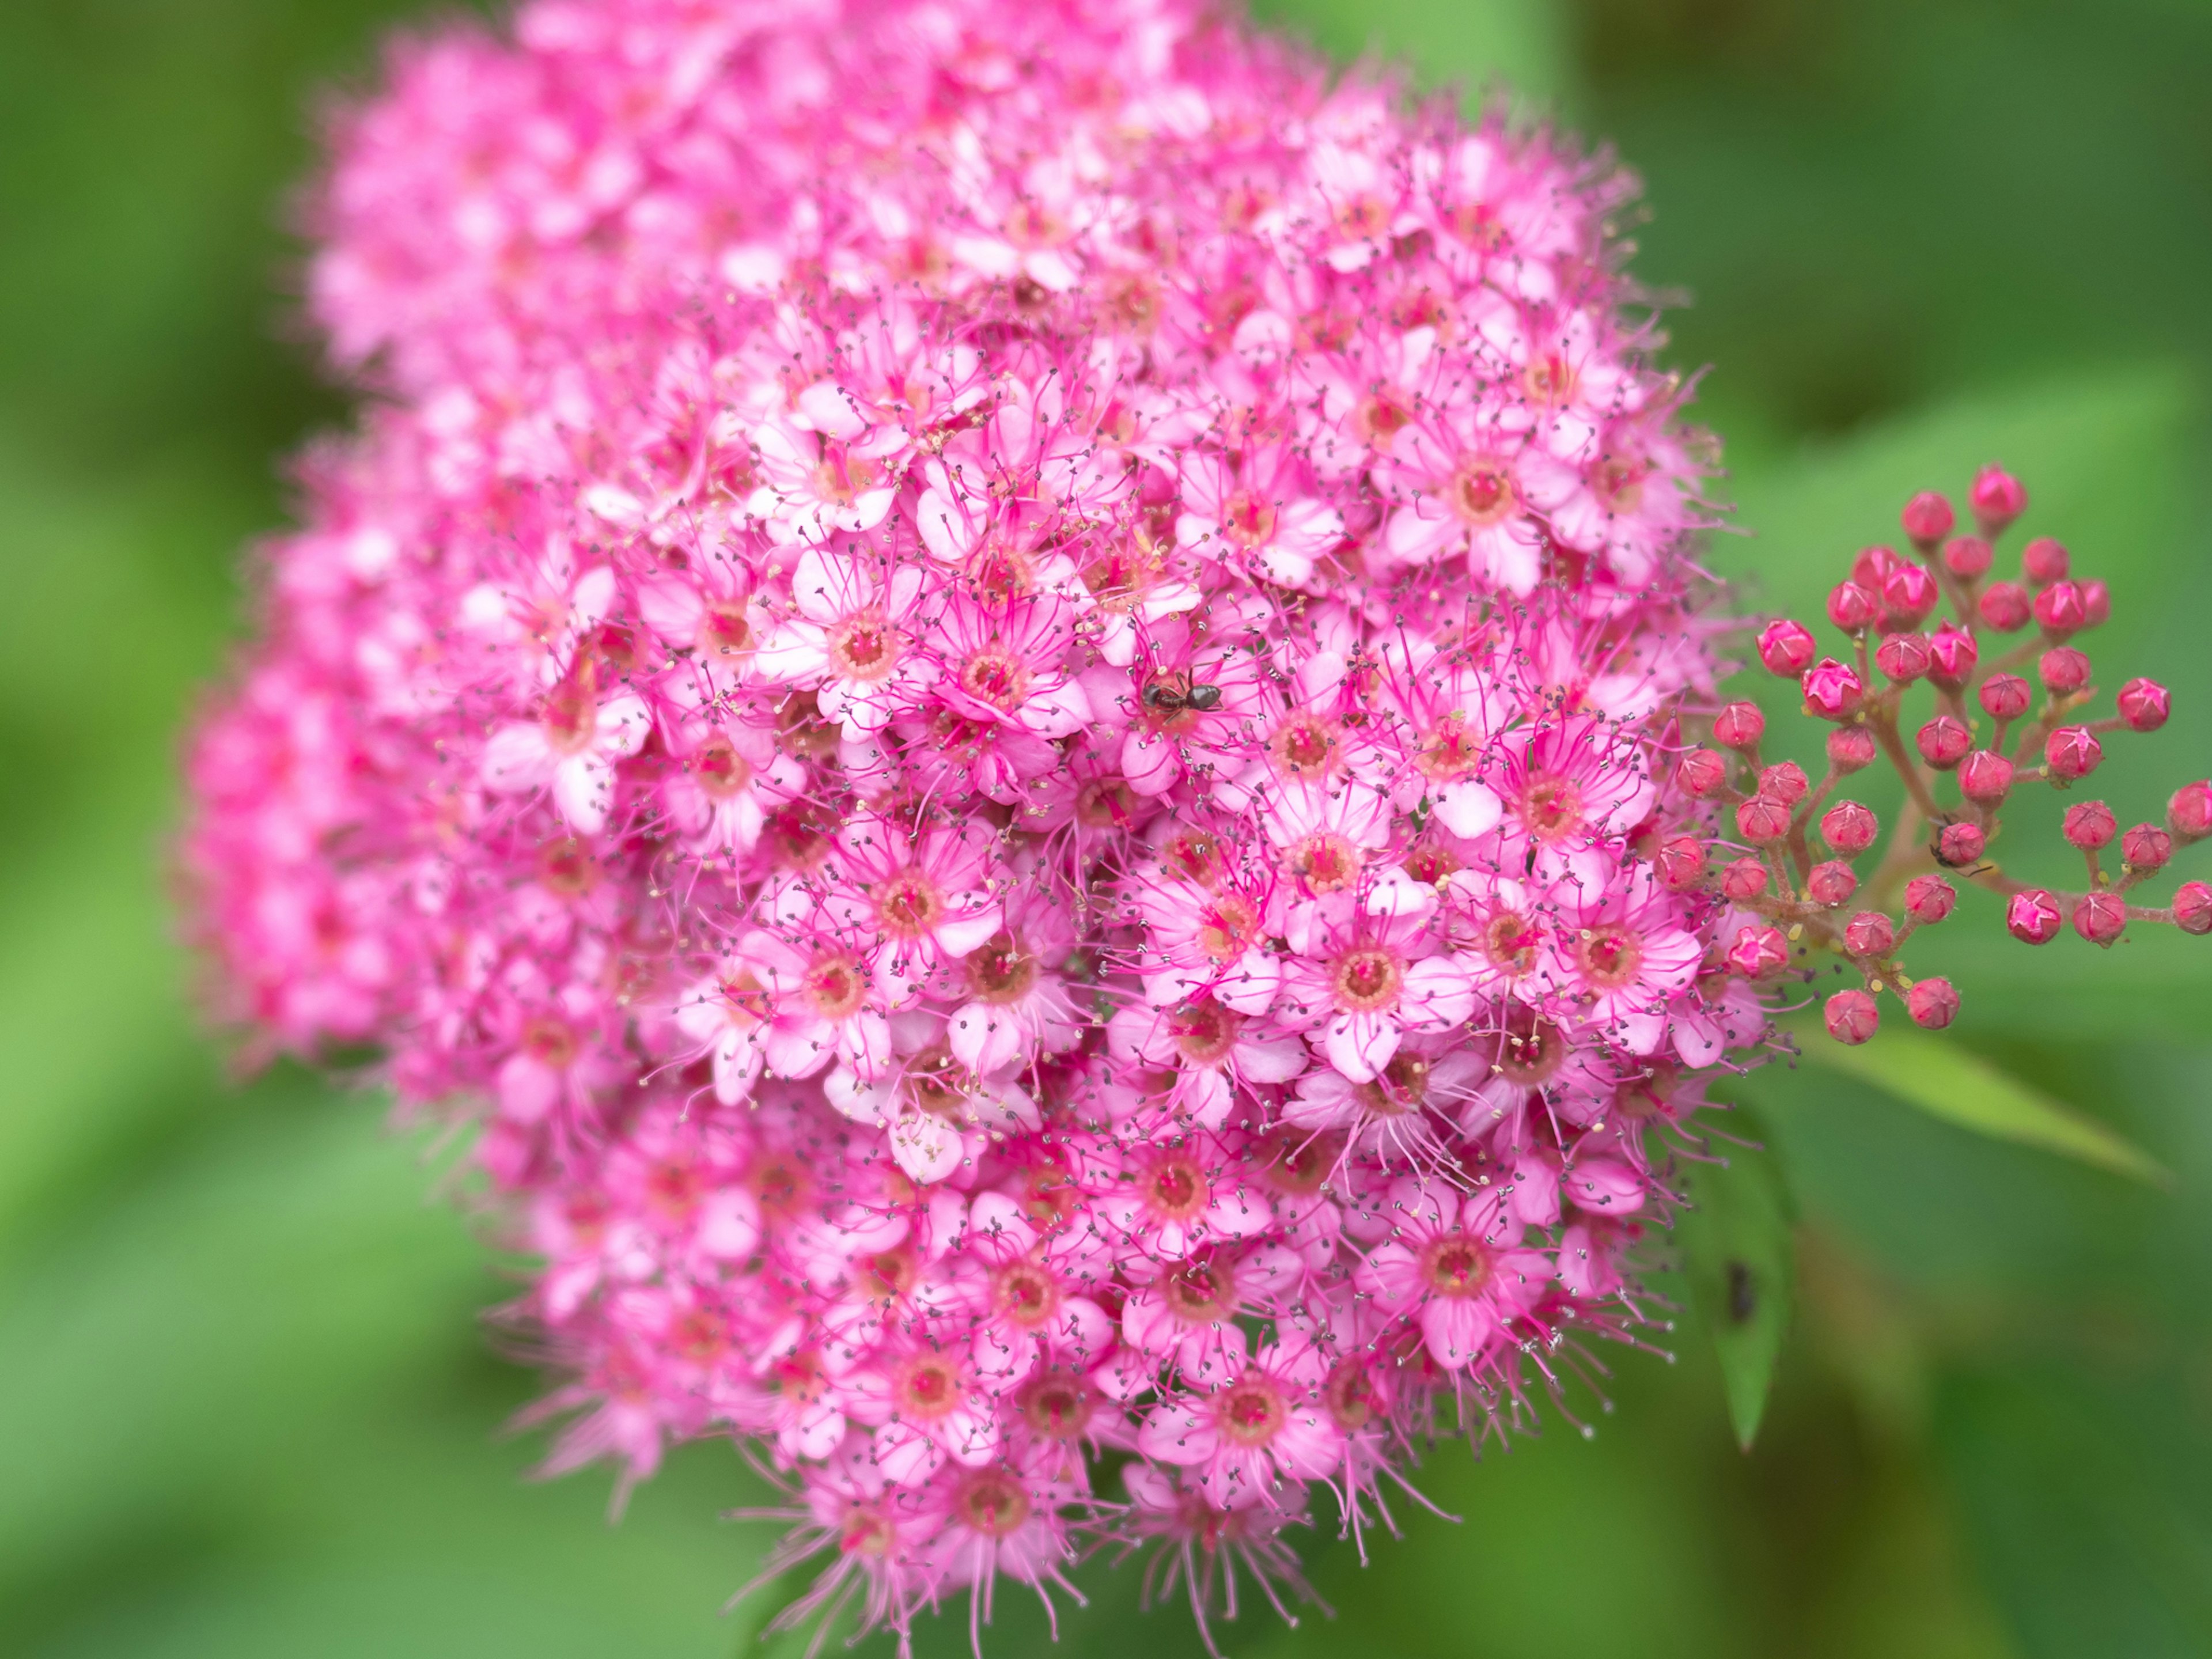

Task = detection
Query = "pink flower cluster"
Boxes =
[1672,467,2209,1046]
[181,0,1763,1649]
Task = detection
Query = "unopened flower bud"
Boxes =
[1876,631,1931,683]
[1758,619,1817,676]
[1726,924,1789,979]
[1676,748,1729,797]
[1820,800,1879,855]
[1654,836,1707,890]
[1801,658,1864,721]
[2080,579,2110,628]
[2033,581,2087,639]
[1713,702,1765,750]
[1720,857,1770,900]
[1916,715,1973,769]
[1958,750,2014,805]
[2020,535,2069,585]
[2071,891,2126,948]
[1827,581,1880,633]
[1969,465,2027,537]
[2120,823,2171,871]
[1824,988,1880,1046]
[1842,911,1895,957]
[1902,491,1955,551]
[2045,725,2102,782]
[2006,888,2063,945]
[1927,622,1978,690]
[1904,874,1957,923]
[1736,794,1791,845]
[1851,545,1903,588]
[1827,726,1878,773]
[1942,536,1993,580]
[2117,677,2170,732]
[2038,646,2090,695]
[1882,565,1938,627]
[2175,880,2212,935]
[1806,860,1858,906]
[1979,673,2032,722]
[2168,781,2212,843]
[1906,978,1959,1029]
[1979,581,2032,632]
[1759,761,1810,806]
[2062,801,2117,850]
[1934,821,1987,866]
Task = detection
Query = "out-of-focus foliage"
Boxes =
[2,0,2209,1655]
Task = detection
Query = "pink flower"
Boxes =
[481,666,652,835]
[1352,1180,1555,1369]
[1137,1338,1343,1508]
[1276,901,1478,1084]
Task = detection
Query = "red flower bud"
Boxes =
[1876,631,1931,684]
[1882,565,1939,627]
[2062,801,2117,850]
[2117,677,2170,732]
[1726,924,1789,979]
[1916,715,1973,769]
[1824,988,1881,1046]
[1906,978,1959,1029]
[1926,623,1978,689]
[2121,823,2171,871]
[1828,580,1880,633]
[1820,800,1879,855]
[1851,544,1903,588]
[2175,880,2212,935]
[1800,657,1864,721]
[1654,836,1707,891]
[1934,821,1987,866]
[1969,465,2027,537]
[2045,725,2103,781]
[2037,646,2090,695]
[1806,861,1858,906]
[1979,581,2032,632]
[1904,874,1957,923]
[1979,672,2033,722]
[2071,891,2127,948]
[1676,748,1729,798]
[1827,726,1878,774]
[2169,781,2212,844]
[1713,701,1765,751]
[2006,888,2063,945]
[1958,750,2014,805]
[1902,491,1955,550]
[1736,795,1791,845]
[1842,911,1896,957]
[2020,535,2069,585]
[1942,535,1993,580]
[1758,619,1817,676]
[2033,580,2087,639]
[1754,764,1806,809]
[1720,857,1771,901]
[2080,579,2110,628]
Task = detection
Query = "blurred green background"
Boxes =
[3,0,2210,1654]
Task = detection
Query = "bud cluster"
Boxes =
[1706,469,2206,1042]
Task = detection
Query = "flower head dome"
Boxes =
[182,0,1760,1649]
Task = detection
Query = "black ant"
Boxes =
[1142,675,1222,714]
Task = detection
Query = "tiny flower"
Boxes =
[1942,536,1993,580]
[1904,875,1956,924]
[2062,801,2117,850]
[2044,726,2102,782]
[2120,824,2172,871]
[2071,893,2127,948]
[1758,619,1817,676]
[1979,673,2033,722]
[1968,465,2027,536]
[2118,678,2171,732]
[1900,490,1954,550]
[1800,658,1863,721]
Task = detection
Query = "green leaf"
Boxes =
[1674,1122,1797,1450]
[1782,1017,2168,1187]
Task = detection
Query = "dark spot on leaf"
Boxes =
[1726,1260,1756,1324]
